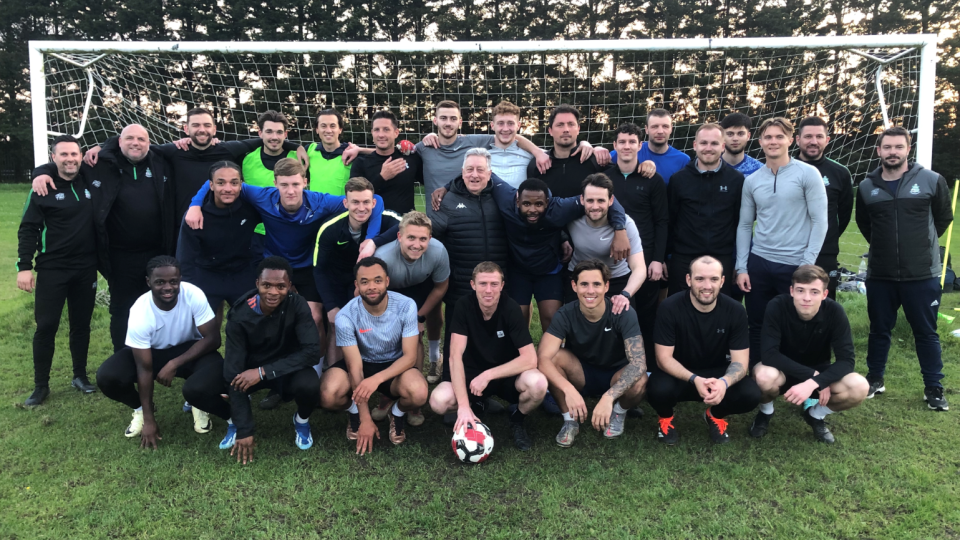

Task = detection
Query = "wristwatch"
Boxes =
[619,290,632,300]
[417,315,426,323]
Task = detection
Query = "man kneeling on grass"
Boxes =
[181,256,321,463]
[750,264,869,444]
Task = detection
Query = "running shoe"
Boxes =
[657,416,679,445]
[125,409,144,438]
[346,413,360,441]
[372,395,393,421]
[511,422,532,451]
[71,376,96,394]
[293,415,313,450]
[866,378,885,399]
[704,408,730,444]
[749,411,773,438]
[407,408,425,427]
[182,401,192,413]
[604,407,626,439]
[25,386,49,407]
[802,407,835,444]
[924,386,949,411]
[219,423,237,449]
[555,420,580,448]
[389,413,406,445]
[426,361,441,384]
[192,407,212,434]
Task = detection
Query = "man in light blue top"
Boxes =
[736,117,828,366]
[611,108,690,185]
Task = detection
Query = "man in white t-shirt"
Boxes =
[96,256,222,449]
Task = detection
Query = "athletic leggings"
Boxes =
[647,367,761,419]
[96,340,223,409]
[33,266,98,386]
[182,364,320,421]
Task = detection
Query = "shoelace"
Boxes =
[707,413,728,435]
[658,416,675,434]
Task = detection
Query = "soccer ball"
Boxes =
[452,422,494,464]
[399,139,415,155]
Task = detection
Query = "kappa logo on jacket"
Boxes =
[871,188,880,197]
[456,203,466,209]
[55,193,65,201]
[91,180,101,188]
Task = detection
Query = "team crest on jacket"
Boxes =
[871,188,880,196]
[145,168,153,178]
[92,180,101,188]
[84,189,91,199]
[55,193,65,201]
[822,176,830,186]
[910,184,920,195]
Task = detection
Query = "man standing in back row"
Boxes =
[856,126,953,411]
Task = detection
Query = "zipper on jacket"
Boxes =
[70,183,79,201]
[479,193,489,257]
[773,169,779,193]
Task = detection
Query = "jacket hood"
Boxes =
[449,174,495,197]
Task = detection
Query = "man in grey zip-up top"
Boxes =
[855,126,953,411]
[736,117,828,366]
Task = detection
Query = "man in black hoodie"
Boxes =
[666,123,745,299]
[795,116,854,299]
[182,256,322,462]
[18,135,102,406]
[31,124,176,352]
[856,126,954,411]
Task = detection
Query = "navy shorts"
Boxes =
[579,360,624,398]
[331,359,402,399]
[291,266,323,303]
[506,269,564,306]
[185,264,259,309]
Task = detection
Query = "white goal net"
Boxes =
[30,37,937,273]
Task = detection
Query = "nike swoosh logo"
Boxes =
[604,327,613,332]
[337,241,348,245]
[599,236,611,241]
[358,328,373,333]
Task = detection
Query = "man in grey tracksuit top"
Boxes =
[736,118,828,366]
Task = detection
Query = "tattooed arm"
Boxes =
[591,335,648,432]
[720,348,749,387]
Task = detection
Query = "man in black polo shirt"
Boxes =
[650,256,760,445]
[795,117,854,299]
[537,260,648,448]
[429,261,547,451]
[751,265,868,443]
[349,110,422,214]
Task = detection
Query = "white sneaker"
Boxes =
[192,407,212,434]
[125,409,144,437]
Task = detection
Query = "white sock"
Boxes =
[807,404,833,420]
[227,418,233,425]
[391,401,406,417]
[295,413,309,424]
[562,412,574,422]
[429,340,440,363]
[346,401,359,414]
[613,402,628,415]
[134,406,142,412]
[759,401,774,415]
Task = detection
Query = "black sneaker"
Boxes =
[510,422,532,451]
[866,378,885,399]
[657,416,679,445]
[627,407,644,419]
[802,407,836,444]
[924,386,949,411]
[259,390,282,410]
[25,386,50,406]
[485,397,505,414]
[703,408,730,444]
[749,411,773,438]
[71,376,97,394]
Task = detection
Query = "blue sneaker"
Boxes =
[541,392,562,415]
[293,415,313,450]
[182,401,193,413]
[219,423,237,450]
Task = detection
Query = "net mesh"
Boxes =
[42,46,924,271]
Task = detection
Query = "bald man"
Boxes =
[33,124,177,351]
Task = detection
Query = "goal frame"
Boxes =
[28,35,939,168]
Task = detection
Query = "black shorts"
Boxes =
[579,361,624,398]
[778,363,832,397]
[331,359,402,399]
[442,366,521,404]
[506,268,564,306]
[186,265,259,309]
[392,279,435,311]
[291,266,322,303]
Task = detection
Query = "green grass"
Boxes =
[2,183,960,539]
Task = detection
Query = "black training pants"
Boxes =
[33,266,98,386]
[646,368,761,419]
[182,363,320,421]
[107,249,162,352]
[96,340,223,409]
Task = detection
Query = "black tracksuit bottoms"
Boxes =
[33,266,98,386]
[182,364,320,421]
[96,340,222,409]
[107,249,162,352]
[647,368,761,419]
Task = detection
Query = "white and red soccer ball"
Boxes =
[399,139,415,155]
[452,422,494,464]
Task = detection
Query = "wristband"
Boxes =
[721,378,728,389]
[259,367,264,381]
[619,290,632,300]
[688,374,698,384]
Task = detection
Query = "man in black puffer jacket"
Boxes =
[855,126,953,411]
[431,148,509,363]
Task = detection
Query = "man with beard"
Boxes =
[650,256,759,445]
[31,124,176,353]
[182,257,322,460]
[537,260,648,447]
[720,113,763,176]
[320,258,427,454]
[736,117,827,367]
[856,126,953,410]
[667,123,745,299]
[795,116,854,299]
[18,135,103,405]
[349,110,423,213]
[611,109,690,186]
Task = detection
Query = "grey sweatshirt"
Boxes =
[736,159,828,274]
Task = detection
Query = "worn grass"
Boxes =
[1,184,959,539]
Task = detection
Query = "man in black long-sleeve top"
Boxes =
[795,116,854,299]
[182,257,321,463]
[18,135,103,405]
[751,265,869,444]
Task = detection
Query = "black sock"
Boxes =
[349,413,360,431]
[510,406,525,425]
[392,412,405,434]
